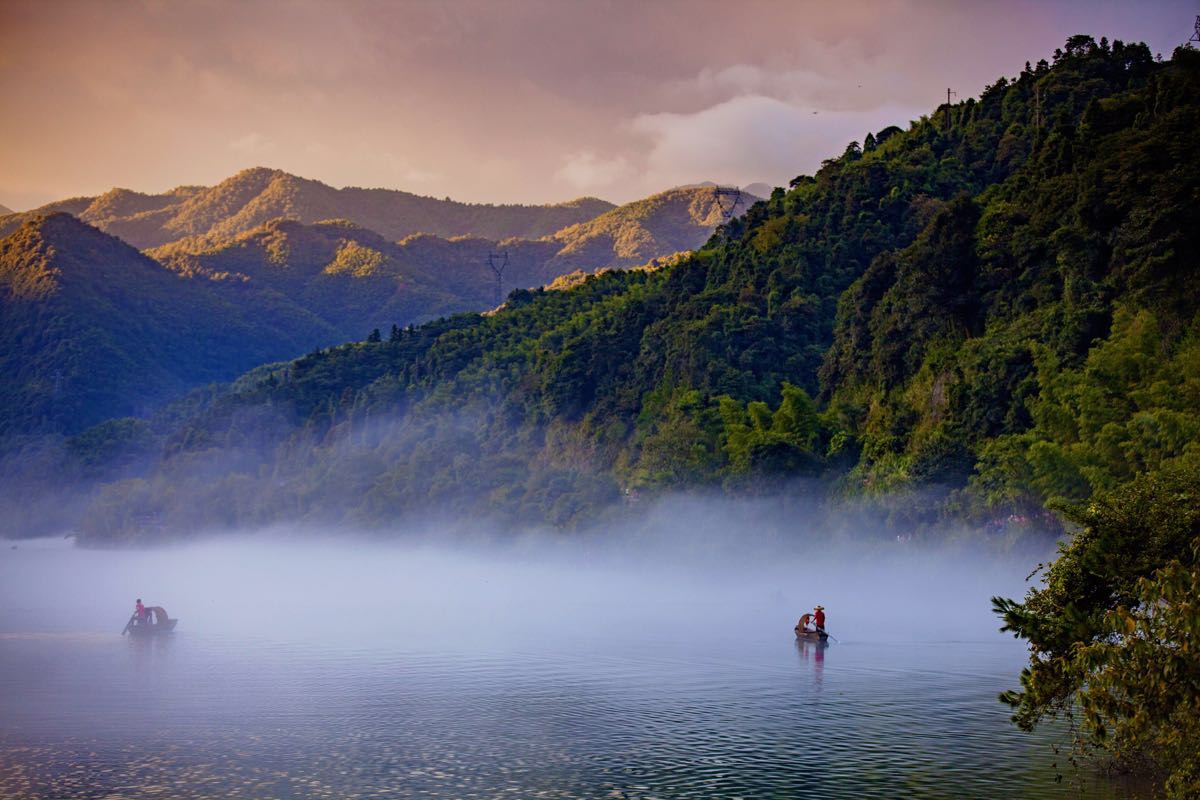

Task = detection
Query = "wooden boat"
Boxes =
[122,606,178,636]
[794,628,829,642]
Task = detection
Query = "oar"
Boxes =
[824,631,840,643]
[121,615,133,636]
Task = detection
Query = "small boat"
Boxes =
[794,628,829,642]
[122,606,178,636]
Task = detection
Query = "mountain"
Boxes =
[147,218,561,332]
[0,213,339,437]
[0,168,615,249]
[545,185,763,273]
[741,182,774,199]
[0,203,13,215]
[62,37,1200,540]
[147,185,753,322]
[0,186,751,439]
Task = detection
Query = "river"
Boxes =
[0,533,1125,799]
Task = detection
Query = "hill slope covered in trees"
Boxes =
[0,214,339,437]
[63,36,1198,535]
[0,187,753,438]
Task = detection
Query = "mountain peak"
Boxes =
[1,213,144,300]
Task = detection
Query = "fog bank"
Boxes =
[1,508,1048,651]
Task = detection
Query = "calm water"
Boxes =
[0,535,1122,799]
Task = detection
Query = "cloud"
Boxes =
[379,153,444,185]
[629,95,923,189]
[228,132,275,153]
[554,151,634,192]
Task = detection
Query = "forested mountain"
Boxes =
[0,203,13,216]
[0,186,750,438]
[546,186,760,272]
[0,214,339,437]
[0,167,615,250]
[62,37,1197,541]
[150,185,752,311]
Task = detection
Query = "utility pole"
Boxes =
[944,88,957,132]
[487,251,509,306]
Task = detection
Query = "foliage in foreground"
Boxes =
[993,464,1200,795]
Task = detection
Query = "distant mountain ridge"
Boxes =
[0,167,616,249]
[0,184,757,437]
[547,186,761,272]
[0,213,339,436]
[141,182,749,302]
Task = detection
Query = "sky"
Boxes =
[0,0,1193,209]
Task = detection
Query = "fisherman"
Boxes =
[134,598,147,627]
[813,605,826,633]
[795,612,814,633]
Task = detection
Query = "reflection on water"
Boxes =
[794,637,826,686]
[0,539,1128,799]
[1,631,1125,799]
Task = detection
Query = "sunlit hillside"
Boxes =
[0,167,616,249]
[0,185,756,438]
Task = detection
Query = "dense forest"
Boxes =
[65,37,1198,534]
[3,37,1198,793]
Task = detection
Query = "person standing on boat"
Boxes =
[813,605,826,633]
[134,598,146,627]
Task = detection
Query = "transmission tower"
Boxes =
[51,369,64,396]
[713,187,743,220]
[1191,15,1200,45]
[487,251,509,306]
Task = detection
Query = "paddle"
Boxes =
[121,615,134,636]
[824,631,840,643]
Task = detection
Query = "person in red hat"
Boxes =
[813,605,826,633]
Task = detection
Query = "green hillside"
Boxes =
[0,168,615,249]
[71,38,1200,538]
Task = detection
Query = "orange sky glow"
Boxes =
[0,0,1192,209]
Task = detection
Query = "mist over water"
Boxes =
[0,503,1121,799]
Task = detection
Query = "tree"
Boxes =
[367,328,381,343]
[993,464,1200,792]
